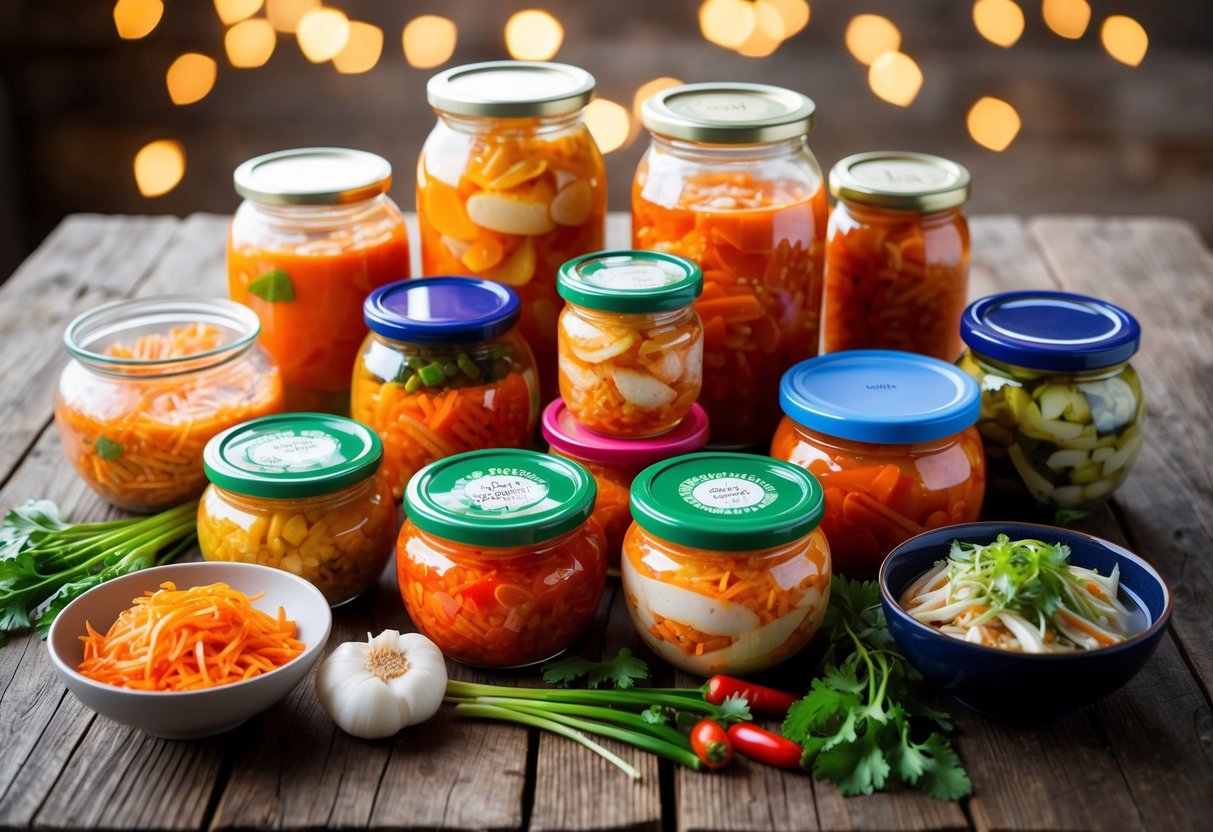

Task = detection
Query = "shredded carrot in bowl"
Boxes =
[78,581,305,691]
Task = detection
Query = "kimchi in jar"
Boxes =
[821,152,971,361]
[418,61,607,403]
[633,83,828,449]
[228,148,410,414]
[772,350,985,579]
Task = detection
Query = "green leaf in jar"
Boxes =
[247,269,296,303]
[95,436,124,461]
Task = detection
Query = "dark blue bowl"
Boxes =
[879,522,1171,719]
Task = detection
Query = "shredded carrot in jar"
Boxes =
[78,581,305,691]
[547,448,638,571]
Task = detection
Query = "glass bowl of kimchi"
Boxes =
[879,522,1170,718]
[46,562,332,739]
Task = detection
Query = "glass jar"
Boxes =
[198,414,395,605]
[228,147,410,414]
[821,152,971,361]
[772,350,984,579]
[542,398,709,571]
[632,82,828,449]
[351,277,540,500]
[54,298,284,513]
[556,250,704,437]
[398,449,607,668]
[958,291,1144,521]
[418,61,608,404]
[622,452,830,676]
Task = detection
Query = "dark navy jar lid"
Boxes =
[364,277,521,345]
[779,350,981,444]
[960,291,1141,372]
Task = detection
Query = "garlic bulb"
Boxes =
[315,630,448,739]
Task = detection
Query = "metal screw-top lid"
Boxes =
[829,152,970,213]
[233,147,392,206]
[427,61,595,118]
[640,82,816,144]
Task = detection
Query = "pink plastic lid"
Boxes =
[541,399,710,468]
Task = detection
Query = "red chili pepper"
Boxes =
[727,723,803,769]
[704,675,798,717]
[690,719,733,770]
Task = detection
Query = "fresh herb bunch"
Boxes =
[781,576,971,800]
[947,534,1094,623]
[542,647,650,689]
[0,499,197,643]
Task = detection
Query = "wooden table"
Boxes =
[1,214,1210,832]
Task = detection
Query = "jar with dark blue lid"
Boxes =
[958,291,1144,521]
[352,277,540,499]
[772,350,986,578]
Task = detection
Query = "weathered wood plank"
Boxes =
[0,214,179,486]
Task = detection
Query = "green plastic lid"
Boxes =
[630,452,824,551]
[203,414,383,499]
[405,449,596,548]
[557,251,703,313]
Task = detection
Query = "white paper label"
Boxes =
[462,475,548,512]
[247,433,339,470]
[589,264,671,290]
[690,477,766,510]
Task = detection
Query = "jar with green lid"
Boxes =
[398,448,607,667]
[198,413,395,606]
[958,291,1145,520]
[622,452,831,676]
[822,151,971,362]
[557,250,704,437]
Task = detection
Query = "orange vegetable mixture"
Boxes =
[822,204,969,361]
[418,123,606,401]
[632,170,827,447]
[397,520,607,667]
[227,221,410,413]
[78,581,305,691]
[55,323,284,513]
[548,449,637,571]
[771,421,986,578]
[557,307,702,437]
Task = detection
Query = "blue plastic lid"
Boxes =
[364,277,521,345]
[779,350,981,444]
[960,291,1141,371]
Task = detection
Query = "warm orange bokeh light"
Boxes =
[266,0,318,33]
[973,0,1025,48]
[225,18,277,68]
[1042,0,1091,40]
[333,21,383,74]
[113,0,164,40]
[967,97,1021,151]
[699,0,756,50]
[737,0,787,58]
[403,15,458,69]
[765,0,810,38]
[134,141,186,198]
[633,77,683,120]
[846,15,902,65]
[1101,16,1149,67]
[868,51,923,107]
[213,0,262,26]
[165,53,218,106]
[584,99,630,154]
[296,7,350,63]
[505,10,564,61]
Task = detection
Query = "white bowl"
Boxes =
[47,562,332,739]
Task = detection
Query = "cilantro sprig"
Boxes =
[542,647,649,689]
[781,577,971,801]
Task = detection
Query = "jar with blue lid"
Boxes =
[958,291,1143,520]
[772,350,985,578]
[351,277,540,499]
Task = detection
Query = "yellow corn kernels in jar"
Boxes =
[198,414,395,605]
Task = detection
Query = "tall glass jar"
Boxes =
[632,83,828,449]
[556,250,704,437]
[418,61,608,404]
[821,152,971,361]
[228,148,410,414]
[958,291,1144,521]
[772,350,985,579]
[622,453,831,676]
[55,298,284,513]
[351,277,540,500]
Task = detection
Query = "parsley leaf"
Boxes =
[541,647,649,689]
[710,692,752,726]
[247,269,296,303]
[95,436,124,460]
